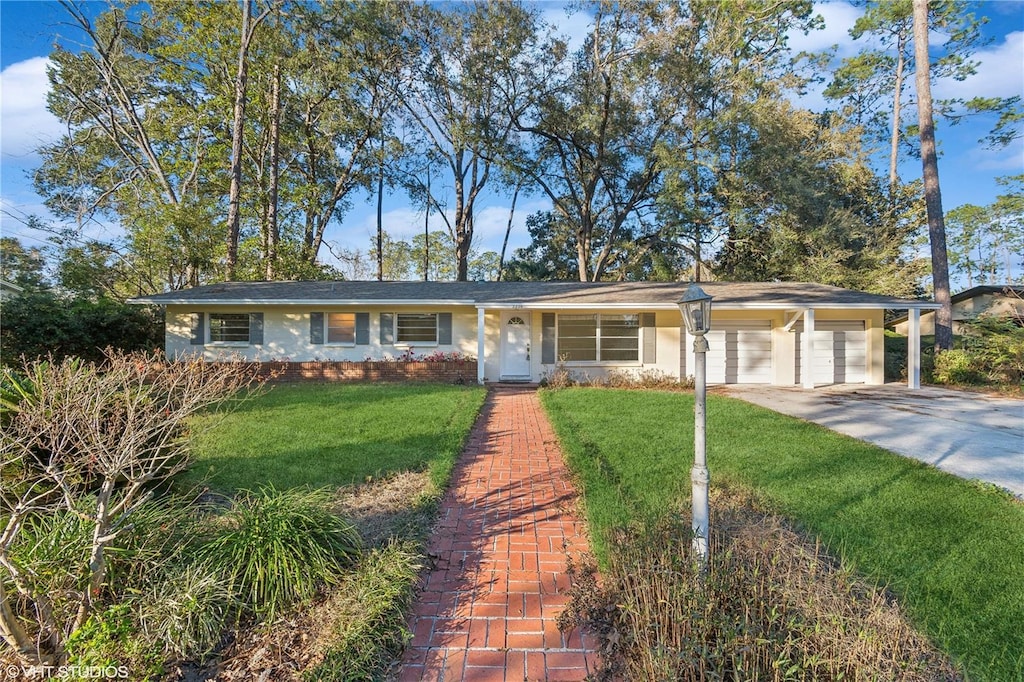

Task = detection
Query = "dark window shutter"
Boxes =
[249,313,264,345]
[380,313,394,344]
[355,312,370,345]
[541,313,555,364]
[641,313,656,363]
[438,312,452,345]
[310,312,324,344]
[190,313,205,346]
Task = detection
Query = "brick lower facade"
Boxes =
[250,360,477,384]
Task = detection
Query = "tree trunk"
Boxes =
[912,0,953,351]
[224,0,253,281]
[497,183,520,281]
[266,61,281,280]
[424,167,431,281]
[376,155,384,282]
[889,30,906,194]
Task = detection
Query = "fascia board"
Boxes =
[129,298,478,306]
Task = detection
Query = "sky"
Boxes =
[1,0,1022,283]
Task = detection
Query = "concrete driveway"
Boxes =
[721,384,1024,498]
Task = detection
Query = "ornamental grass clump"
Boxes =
[560,489,963,682]
[196,486,363,621]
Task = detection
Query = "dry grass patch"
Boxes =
[560,488,963,682]
[332,471,435,546]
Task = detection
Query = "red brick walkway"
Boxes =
[398,387,598,681]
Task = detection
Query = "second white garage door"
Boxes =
[795,320,867,385]
[705,320,773,384]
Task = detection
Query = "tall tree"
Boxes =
[913,0,953,351]
[396,1,536,280]
[947,175,1024,286]
[825,0,1004,197]
[225,0,276,280]
[37,1,223,289]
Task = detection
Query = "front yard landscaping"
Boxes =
[542,388,1024,682]
[184,382,486,679]
[1,361,486,681]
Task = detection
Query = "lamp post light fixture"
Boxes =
[678,284,713,565]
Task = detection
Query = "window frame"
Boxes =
[208,312,251,345]
[395,312,439,346]
[556,313,641,364]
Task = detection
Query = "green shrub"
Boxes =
[933,349,986,385]
[0,291,162,365]
[65,604,164,681]
[962,316,1024,385]
[884,331,908,382]
[196,486,363,620]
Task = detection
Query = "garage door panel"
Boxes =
[795,321,866,385]
[705,321,772,384]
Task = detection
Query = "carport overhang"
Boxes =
[781,301,939,390]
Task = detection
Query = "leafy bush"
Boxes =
[560,492,963,682]
[884,331,908,381]
[0,291,163,365]
[541,359,691,390]
[196,486,362,620]
[933,348,986,384]
[64,604,164,681]
[928,316,1024,388]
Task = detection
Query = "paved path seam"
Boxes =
[399,386,598,681]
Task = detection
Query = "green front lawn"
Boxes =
[188,383,486,492]
[541,388,1024,682]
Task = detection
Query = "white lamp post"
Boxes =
[678,284,713,565]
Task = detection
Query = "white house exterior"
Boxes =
[130,280,938,389]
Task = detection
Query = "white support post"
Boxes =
[477,307,486,385]
[908,308,921,389]
[802,308,815,389]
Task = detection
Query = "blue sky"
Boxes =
[1,0,1021,282]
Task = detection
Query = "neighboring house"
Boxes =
[129,280,938,388]
[889,285,1024,336]
[0,279,23,302]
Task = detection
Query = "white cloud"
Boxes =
[933,31,1024,101]
[788,1,862,56]
[968,137,1024,172]
[540,5,591,56]
[0,57,63,162]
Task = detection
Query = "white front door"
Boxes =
[500,313,532,379]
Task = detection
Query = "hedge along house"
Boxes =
[129,280,939,388]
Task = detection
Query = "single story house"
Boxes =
[889,284,1024,336]
[129,280,939,389]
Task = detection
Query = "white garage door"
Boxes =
[704,320,773,384]
[795,321,866,385]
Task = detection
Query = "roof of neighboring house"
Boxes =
[949,284,1024,305]
[0,279,24,293]
[129,280,939,310]
[888,284,1024,326]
